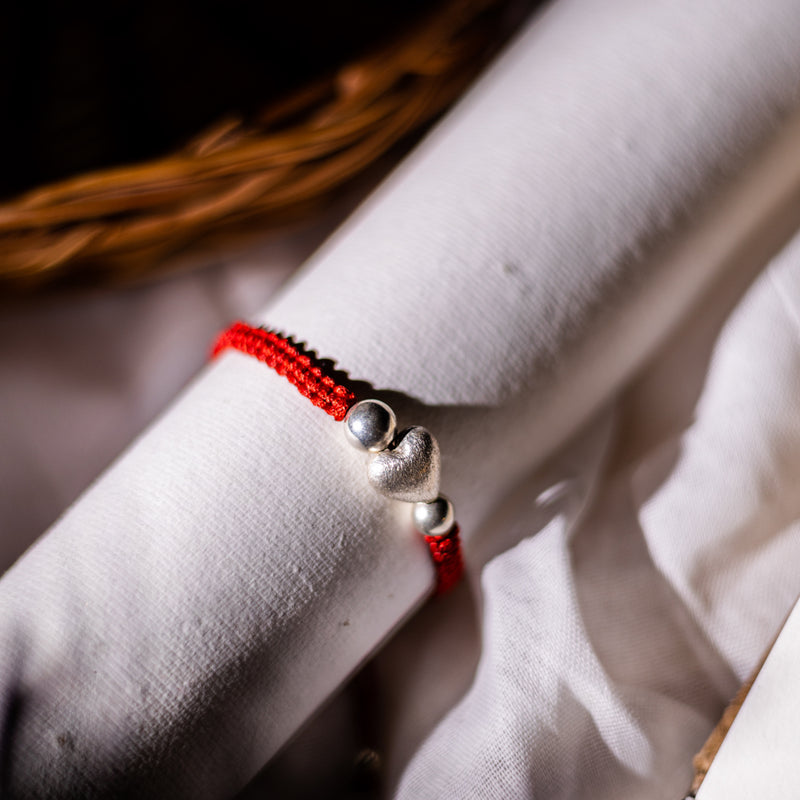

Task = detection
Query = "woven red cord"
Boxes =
[212,322,356,421]
[212,321,463,595]
[425,525,464,595]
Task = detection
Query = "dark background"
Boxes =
[0,1,430,199]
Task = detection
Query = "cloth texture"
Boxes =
[3,0,800,796]
[695,595,800,798]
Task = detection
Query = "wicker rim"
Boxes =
[0,0,512,291]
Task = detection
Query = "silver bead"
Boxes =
[344,399,397,452]
[413,495,455,536]
[367,426,440,503]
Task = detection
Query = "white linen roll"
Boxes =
[3,0,800,796]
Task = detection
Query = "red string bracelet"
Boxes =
[212,321,463,596]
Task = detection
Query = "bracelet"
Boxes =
[212,322,464,595]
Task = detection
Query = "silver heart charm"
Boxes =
[367,426,440,503]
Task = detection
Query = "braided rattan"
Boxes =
[0,0,514,292]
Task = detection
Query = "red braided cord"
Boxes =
[425,526,464,595]
[212,322,356,421]
[212,321,464,595]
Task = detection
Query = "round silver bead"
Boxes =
[413,495,455,537]
[344,399,397,453]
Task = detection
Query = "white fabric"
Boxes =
[3,0,800,796]
[391,223,800,800]
[0,201,364,576]
[696,598,800,799]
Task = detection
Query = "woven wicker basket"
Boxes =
[0,0,520,292]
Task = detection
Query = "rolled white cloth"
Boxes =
[3,0,800,796]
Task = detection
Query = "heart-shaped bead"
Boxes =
[367,426,440,503]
